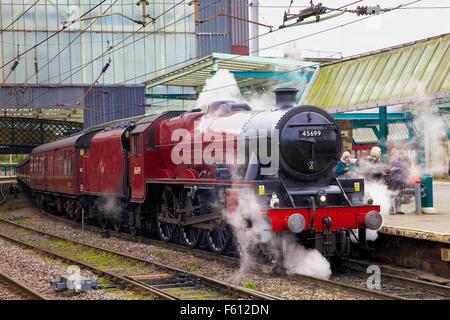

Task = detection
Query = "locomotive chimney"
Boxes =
[274,88,299,108]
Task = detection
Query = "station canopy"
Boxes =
[144,52,317,103]
[301,33,450,112]
[352,123,412,145]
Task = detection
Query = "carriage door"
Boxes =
[44,153,49,191]
[131,133,145,199]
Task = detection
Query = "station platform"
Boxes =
[380,182,450,244]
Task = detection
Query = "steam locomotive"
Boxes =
[16,88,382,257]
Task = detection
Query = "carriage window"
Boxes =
[133,134,142,156]
[63,151,68,175]
[68,152,72,175]
[146,128,155,150]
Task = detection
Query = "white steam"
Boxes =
[225,191,332,280]
[279,234,332,279]
[196,69,275,111]
[98,197,122,220]
[364,180,394,216]
[196,69,241,109]
[412,100,448,176]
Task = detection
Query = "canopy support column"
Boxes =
[379,106,388,161]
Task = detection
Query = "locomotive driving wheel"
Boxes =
[157,186,178,242]
[204,192,231,254]
[206,222,231,255]
[179,191,202,248]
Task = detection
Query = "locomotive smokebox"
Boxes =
[274,88,299,108]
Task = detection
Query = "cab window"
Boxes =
[146,128,155,150]
[133,134,142,156]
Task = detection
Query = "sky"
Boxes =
[255,0,450,59]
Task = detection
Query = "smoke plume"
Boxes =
[98,197,122,220]
[196,69,276,111]
[411,99,448,176]
[224,191,332,280]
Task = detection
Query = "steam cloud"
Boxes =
[225,191,332,280]
[412,99,448,176]
[98,197,122,220]
[196,69,275,110]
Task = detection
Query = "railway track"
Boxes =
[32,204,449,300]
[0,215,278,300]
[24,209,413,300]
[45,215,450,299]
[0,270,47,300]
[0,214,402,301]
[5,183,450,300]
[336,258,450,299]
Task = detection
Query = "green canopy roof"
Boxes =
[301,33,450,112]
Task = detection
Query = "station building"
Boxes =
[0,0,249,127]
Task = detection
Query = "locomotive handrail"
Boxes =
[335,175,353,207]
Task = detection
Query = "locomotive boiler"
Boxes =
[16,87,382,258]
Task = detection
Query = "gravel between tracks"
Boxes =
[1,192,374,300]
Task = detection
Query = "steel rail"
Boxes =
[32,211,408,299]
[0,270,47,300]
[0,229,171,300]
[36,208,239,264]
[340,258,450,298]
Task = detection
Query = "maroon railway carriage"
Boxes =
[21,134,84,214]
[17,88,382,257]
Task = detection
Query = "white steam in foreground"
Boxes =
[224,191,332,280]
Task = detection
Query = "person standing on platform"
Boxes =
[336,151,355,177]
[356,150,369,168]
[386,147,405,215]
[364,146,387,181]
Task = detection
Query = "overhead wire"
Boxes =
[0,0,109,71]
[3,0,121,111]
[117,0,365,84]
[142,0,425,109]
[3,0,426,118]
[15,0,364,116]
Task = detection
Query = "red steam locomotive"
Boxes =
[17,88,382,256]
